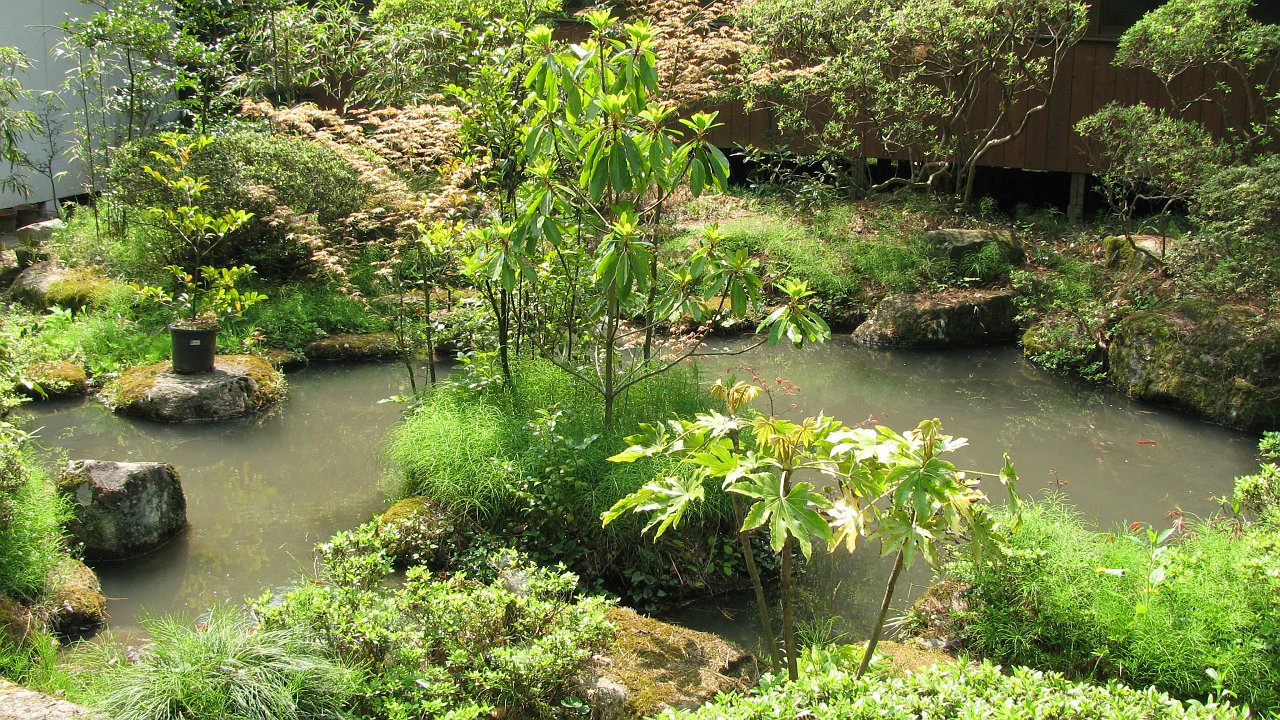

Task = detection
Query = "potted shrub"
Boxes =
[133,134,262,373]
[136,264,267,373]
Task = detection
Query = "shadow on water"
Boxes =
[16,342,1260,647]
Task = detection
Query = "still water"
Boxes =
[17,342,1260,637]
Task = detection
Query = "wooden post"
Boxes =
[1068,172,1087,223]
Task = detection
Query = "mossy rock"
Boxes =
[264,348,309,373]
[574,607,758,720]
[304,332,402,361]
[1109,301,1280,431]
[0,593,36,649]
[921,228,1025,267]
[20,361,89,400]
[8,263,123,310]
[853,289,1019,348]
[103,355,286,422]
[902,580,971,650]
[40,558,106,638]
[377,497,460,567]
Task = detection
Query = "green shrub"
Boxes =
[6,304,168,377]
[229,283,388,351]
[948,499,1280,711]
[1234,431,1280,525]
[386,359,746,605]
[107,131,367,278]
[1012,250,1109,377]
[665,651,1245,720]
[73,607,361,720]
[0,424,70,602]
[256,526,611,720]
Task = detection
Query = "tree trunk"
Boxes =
[731,495,782,673]
[780,533,798,681]
[855,547,905,680]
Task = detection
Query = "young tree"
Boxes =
[740,0,1087,208]
[0,47,35,195]
[1115,0,1280,158]
[463,11,829,424]
[605,379,1018,681]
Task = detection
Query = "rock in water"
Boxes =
[853,289,1019,348]
[1109,301,1280,431]
[304,332,402,361]
[42,558,107,638]
[103,355,285,422]
[58,460,187,562]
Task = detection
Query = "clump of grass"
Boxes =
[73,607,361,720]
[949,498,1280,711]
[0,426,70,602]
[228,283,388,352]
[6,303,168,377]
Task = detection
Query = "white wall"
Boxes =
[1,0,95,211]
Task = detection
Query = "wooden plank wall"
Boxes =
[705,38,1243,176]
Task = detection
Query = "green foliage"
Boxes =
[0,628,62,687]
[135,264,267,327]
[0,46,35,194]
[739,0,1087,207]
[950,499,1280,711]
[5,303,168,377]
[1076,102,1226,228]
[1115,0,1280,156]
[663,653,1246,720]
[1178,154,1280,297]
[108,130,367,277]
[1011,250,1109,378]
[233,283,388,352]
[74,607,361,720]
[387,359,741,605]
[256,526,612,720]
[0,424,70,602]
[1234,432,1280,525]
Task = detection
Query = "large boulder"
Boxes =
[1108,302,1280,431]
[304,332,402,361]
[7,263,119,310]
[853,289,1019,348]
[574,607,759,720]
[14,219,64,268]
[103,355,285,422]
[0,679,102,720]
[41,558,106,638]
[58,460,187,562]
[921,228,1025,266]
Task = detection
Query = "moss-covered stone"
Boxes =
[304,332,402,361]
[377,497,460,567]
[8,263,123,310]
[104,355,285,422]
[575,607,758,720]
[0,593,35,649]
[853,289,1019,348]
[1108,301,1280,431]
[264,348,308,373]
[921,228,1025,267]
[40,558,106,638]
[20,361,89,400]
[58,460,187,562]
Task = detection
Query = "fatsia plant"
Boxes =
[603,379,1018,680]
[468,11,829,425]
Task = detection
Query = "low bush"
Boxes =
[386,359,747,605]
[1234,431,1280,525]
[0,423,70,603]
[107,130,368,278]
[73,607,361,720]
[255,526,611,720]
[664,650,1246,720]
[229,283,389,352]
[948,499,1280,712]
[6,303,169,377]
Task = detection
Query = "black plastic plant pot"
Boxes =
[169,325,218,374]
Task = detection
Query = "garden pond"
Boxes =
[14,341,1259,642]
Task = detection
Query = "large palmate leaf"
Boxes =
[733,476,832,559]
[600,475,705,538]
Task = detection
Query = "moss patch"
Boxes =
[304,332,401,361]
[591,606,758,718]
[376,497,460,567]
[44,267,124,310]
[39,558,105,638]
[872,639,960,676]
[20,361,89,400]
[0,595,35,649]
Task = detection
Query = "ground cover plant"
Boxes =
[252,527,613,720]
[947,496,1280,712]
[662,647,1246,720]
[387,358,751,606]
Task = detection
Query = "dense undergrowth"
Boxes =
[947,494,1280,712]
[387,359,754,607]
